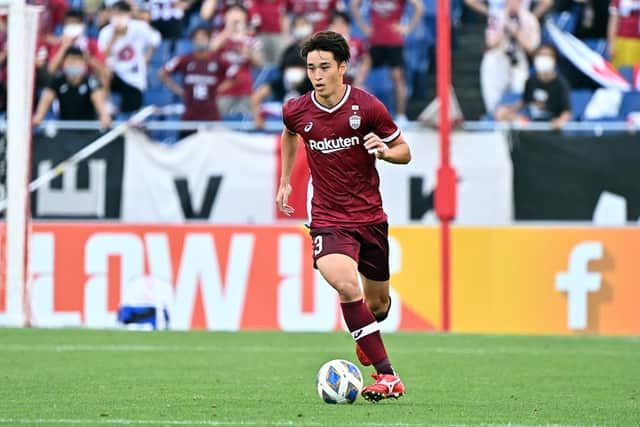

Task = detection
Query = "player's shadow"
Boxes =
[586,248,615,333]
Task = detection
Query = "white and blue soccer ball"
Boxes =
[315,359,363,404]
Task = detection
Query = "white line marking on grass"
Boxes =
[0,344,635,357]
[0,419,428,426]
[0,420,598,427]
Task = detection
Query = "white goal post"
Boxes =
[0,1,40,326]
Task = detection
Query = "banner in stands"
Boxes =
[31,130,124,219]
[2,223,639,335]
[121,130,512,224]
[121,131,277,223]
[512,131,640,222]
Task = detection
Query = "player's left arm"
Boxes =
[364,133,411,164]
[404,0,425,35]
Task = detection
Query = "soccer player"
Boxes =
[276,31,411,402]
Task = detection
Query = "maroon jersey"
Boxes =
[255,0,286,33]
[286,0,342,32]
[346,36,368,82]
[163,53,227,121]
[282,85,400,227]
[369,0,406,47]
[208,0,261,31]
[217,34,259,96]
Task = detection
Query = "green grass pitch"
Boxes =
[0,329,638,426]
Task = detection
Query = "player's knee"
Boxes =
[367,296,390,321]
[333,280,361,301]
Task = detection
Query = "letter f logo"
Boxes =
[555,242,603,330]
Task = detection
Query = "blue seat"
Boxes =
[618,66,635,84]
[144,89,175,107]
[175,38,193,56]
[583,38,608,59]
[150,41,173,67]
[570,89,593,120]
[619,91,640,118]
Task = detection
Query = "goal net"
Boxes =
[0,2,40,326]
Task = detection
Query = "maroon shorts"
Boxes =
[309,222,390,281]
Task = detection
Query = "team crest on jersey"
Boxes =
[349,114,361,130]
[304,122,313,132]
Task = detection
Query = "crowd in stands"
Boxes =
[0,0,637,135]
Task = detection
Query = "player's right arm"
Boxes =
[276,126,299,216]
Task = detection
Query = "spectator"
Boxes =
[32,47,112,128]
[254,0,288,66]
[250,14,313,128]
[210,4,262,117]
[28,0,70,42]
[328,11,371,88]
[158,27,231,138]
[555,0,609,39]
[351,0,425,122]
[495,44,572,129]
[47,10,110,87]
[148,0,189,42]
[480,0,540,115]
[464,0,553,21]
[0,15,6,112]
[285,0,345,33]
[98,1,161,114]
[608,0,640,68]
[200,0,260,32]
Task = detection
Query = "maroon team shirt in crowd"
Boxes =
[346,36,368,81]
[369,0,406,47]
[217,34,259,96]
[208,0,261,31]
[610,0,640,38]
[255,0,286,33]
[163,53,227,120]
[283,85,400,228]
[286,0,341,32]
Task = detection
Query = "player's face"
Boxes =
[306,50,346,98]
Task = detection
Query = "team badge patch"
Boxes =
[349,114,361,130]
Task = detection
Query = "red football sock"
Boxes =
[341,299,394,375]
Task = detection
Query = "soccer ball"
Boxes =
[315,359,363,404]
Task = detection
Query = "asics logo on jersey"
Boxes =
[309,136,360,154]
[304,122,313,132]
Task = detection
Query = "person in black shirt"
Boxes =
[495,44,572,129]
[33,47,112,128]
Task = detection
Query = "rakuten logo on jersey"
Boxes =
[309,136,360,154]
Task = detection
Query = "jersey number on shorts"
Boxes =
[313,235,323,256]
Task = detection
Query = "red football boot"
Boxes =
[361,373,406,402]
[355,342,372,366]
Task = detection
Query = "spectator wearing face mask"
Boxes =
[210,4,263,117]
[250,15,314,129]
[480,0,540,115]
[32,47,112,128]
[328,11,371,88]
[98,1,161,114]
[48,10,110,87]
[159,27,231,138]
[495,44,572,129]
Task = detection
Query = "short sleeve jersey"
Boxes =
[163,53,227,120]
[48,75,101,120]
[610,0,640,38]
[369,0,406,47]
[282,85,400,228]
[286,0,342,32]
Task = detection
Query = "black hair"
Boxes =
[331,11,351,26]
[225,3,248,15]
[535,43,557,58]
[65,9,85,21]
[190,26,211,39]
[300,31,350,64]
[64,46,85,58]
[111,1,132,12]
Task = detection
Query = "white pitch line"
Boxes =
[0,420,598,427]
[0,419,428,427]
[0,344,635,357]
